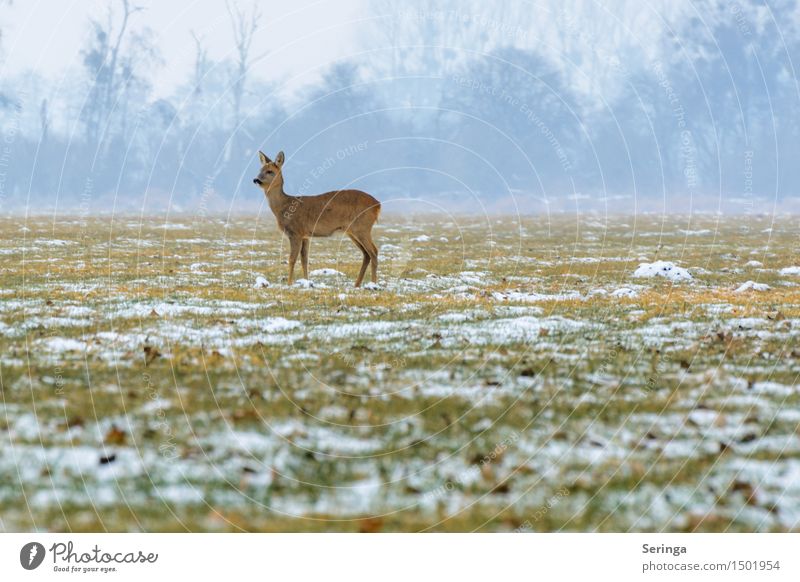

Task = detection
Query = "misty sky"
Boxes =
[2,0,800,213]
[2,0,367,99]
[9,0,795,107]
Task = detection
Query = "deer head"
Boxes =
[253,150,285,191]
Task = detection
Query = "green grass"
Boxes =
[1,214,799,532]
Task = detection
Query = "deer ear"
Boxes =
[275,151,285,167]
[258,150,270,165]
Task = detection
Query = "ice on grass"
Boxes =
[779,266,800,276]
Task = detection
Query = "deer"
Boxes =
[253,151,381,287]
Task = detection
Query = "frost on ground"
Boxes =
[1,215,799,532]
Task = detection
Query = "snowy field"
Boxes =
[1,214,799,532]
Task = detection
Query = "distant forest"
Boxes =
[1,0,799,214]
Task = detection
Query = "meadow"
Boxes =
[0,213,798,532]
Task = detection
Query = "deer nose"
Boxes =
[253,178,262,185]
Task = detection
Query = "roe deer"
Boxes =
[253,150,381,287]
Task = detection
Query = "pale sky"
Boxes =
[1,0,369,99]
[2,0,800,211]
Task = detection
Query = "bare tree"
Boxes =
[372,0,403,78]
[103,0,143,118]
[81,0,147,146]
[225,0,261,144]
[0,0,14,106]
[0,0,13,45]
[190,30,210,96]
[39,98,49,143]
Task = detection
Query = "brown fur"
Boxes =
[253,150,381,287]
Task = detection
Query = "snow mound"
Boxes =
[744,260,763,268]
[293,278,326,289]
[779,266,800,276]
[253,276,270,289]
[735,281,770,293]
[310,268,345,277]
[633,261,692,281]
[410,235,430,242]
[363,282,381,290]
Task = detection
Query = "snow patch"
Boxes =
[492,290,581,303]
[38,338,86,352]
[310,268,345,277]
[734,281,770,293]
[261,318,302,333]
[293,279,326,289]
[633,261,692,281]
[611,287,638,298]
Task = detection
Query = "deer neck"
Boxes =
[264,183,291,215]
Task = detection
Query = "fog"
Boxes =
[1,0,799,215]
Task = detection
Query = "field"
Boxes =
[1,213,799,532]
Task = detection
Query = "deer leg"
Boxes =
[287,236,301,285]
[300,238,309,280]
[363,233,379,283]
[348,233,370,288]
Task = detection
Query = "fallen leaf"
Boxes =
[358,517,383,533]
[104,425,126,445]
[144,345,161,365]
[490,479,511,494]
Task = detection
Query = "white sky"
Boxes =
[1,0,369,99]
